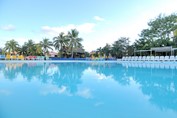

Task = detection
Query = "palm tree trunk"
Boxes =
[60,50,62,58]
[71,47,74,58]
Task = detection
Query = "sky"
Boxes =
[0,0,177,52]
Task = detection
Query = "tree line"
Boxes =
[96,13,177,58]
[1,13,177,58]
[2,29,83,58]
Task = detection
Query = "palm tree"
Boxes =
[25,39,36,55]
[67,29,83,58]
[97,47,103,57]
[4,39,19,54]
[102,43,111,58]
[20,45,28,56]
[40,38,53,55]
[53,32,69,57]
[112,41,121,58]
[35,44,43,55]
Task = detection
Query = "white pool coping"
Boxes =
[0,60,118,63]
[0,60,177,65]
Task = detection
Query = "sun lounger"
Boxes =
[142,56,146,61]
[150,56,155,61]
[5,54,11,60]
[18,55,24,60]
[169,56,175,61]
[124,57,128,61]
[121,57,125,61]
[154,56,159,61]
[130,56,135,61]
[137,56,142,61]
[164,56,169,61]
[40,56,44,60]
[146,56,150,61]
[0,55,5,60]
[133,56,138,61]
[11,55,17,60]
[126,56,130,61]
[159,56,164,61]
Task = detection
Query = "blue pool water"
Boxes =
[0,61,177,118]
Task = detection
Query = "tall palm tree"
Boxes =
[97,47,103,57]
[102,43,111,58]
[67,29,83,58]
[25,39,36,55]
[4,39,19,54]
[53,32,69,57]
[20,45,28,56]
[35,44,43,55]
[40,38,53,55]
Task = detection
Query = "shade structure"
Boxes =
[151,46,172,52]
[134,46,176,56]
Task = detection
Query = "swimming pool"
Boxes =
[0,61,177,118]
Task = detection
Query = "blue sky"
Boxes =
[0,0,177,51]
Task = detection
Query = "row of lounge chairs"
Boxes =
[2,54,49,60]
[25,56,49,60]
[122,56,177,61]
[5,55,25,60]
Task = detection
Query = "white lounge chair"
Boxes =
[142,56,146,61]
[138,56,142,61]
[146,56,150,61]
[159,56,164,61]
[133,56,138,61]
[121,57,125,61]
[164,56,169,61]
[169,56,175,61]
[130,56,135,61]
[154,56,160,61]
[150,56,155,61]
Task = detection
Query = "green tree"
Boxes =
[174,29,177,36]
[97,47,104,57]
[53,32,69,57]
[25,39,36,55]
[173,19,177,46]
[136,13,177,49]
[111,37,130,58]
[20,44,28,56]
[35,44,43,55]
[102,43,111,58]
[40,38,53,54]
[67,29,83,58]
[4,39,19,54]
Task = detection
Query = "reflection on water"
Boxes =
[0,62,177,118]
[121,62,177,111]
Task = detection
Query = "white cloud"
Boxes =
[94,16,105,21]
[83,68,113,80]
[94,102,104,107]
[0,37,41,48]
[0,89,11,95]
[40,85,67,95]
[46,66,59,76]
[1,24,16,31]
[41,23,96,36]
[76,88,93,99]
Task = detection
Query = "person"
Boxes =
[44,55,46,60]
